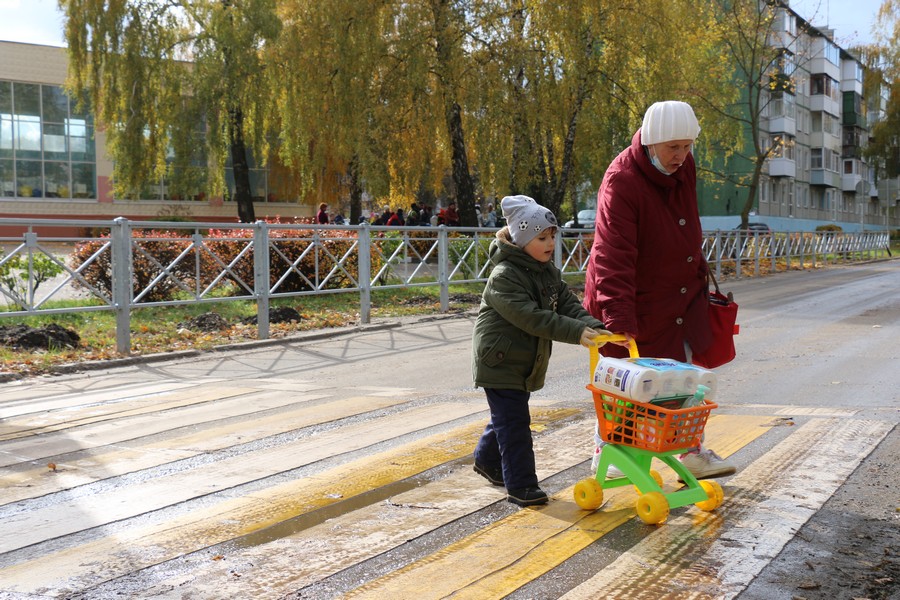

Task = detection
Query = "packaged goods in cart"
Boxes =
[592,356,717,405]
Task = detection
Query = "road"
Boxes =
[0,260,897,599]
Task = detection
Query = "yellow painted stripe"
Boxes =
[343,415,775,599]
[0,402,496,553]
[559,418,893,599]
[132,420,616,598]
[0,408,579,594]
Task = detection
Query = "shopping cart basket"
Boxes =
[573,333,726,525]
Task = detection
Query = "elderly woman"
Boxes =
[583,100,735,480]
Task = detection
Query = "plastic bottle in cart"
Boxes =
[683,384,710,408]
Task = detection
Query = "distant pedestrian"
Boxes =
[484,203,498,227]
[445,202,460,226]
[406,203,420,226]
[316,203,329,224]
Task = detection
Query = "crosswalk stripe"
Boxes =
[0,385,259,444]
[0,381,198,419]
[129,419,604,597]
[557,418,893,599]
[0,394,399,506]
[0,402,491,554]
[0,408,578,594]
[341,415,774,599]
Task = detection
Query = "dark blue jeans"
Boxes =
[474,388,537,490]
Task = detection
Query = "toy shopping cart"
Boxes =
[573,333,725,525]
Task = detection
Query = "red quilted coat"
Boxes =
[583,129,711,361]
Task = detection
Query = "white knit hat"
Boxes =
[500,195,558,248]
[641,101,701,145]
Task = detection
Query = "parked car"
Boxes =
[733,222,771,233]
[730,222,771,258]
[562,209,596,234]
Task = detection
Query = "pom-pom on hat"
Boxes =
[641,101,700,145]
[500,195,558,248]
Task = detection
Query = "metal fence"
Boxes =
[0,217,890,354]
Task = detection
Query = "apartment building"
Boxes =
[700,2,898,231]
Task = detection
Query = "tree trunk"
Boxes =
[348,154,363,224]
[229,108,255,223]
[445,101,477,226]
[551,81,589,215]
[431,0,476,227]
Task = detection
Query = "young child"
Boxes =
[472,195,607,507]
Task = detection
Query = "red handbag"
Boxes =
[693,272,739,369]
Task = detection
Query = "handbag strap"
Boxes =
[708,271,734,303]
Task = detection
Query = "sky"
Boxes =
[0,0,888,49]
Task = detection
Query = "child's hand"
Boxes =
[579,327,602,348]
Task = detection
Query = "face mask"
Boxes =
[649,150,671,175]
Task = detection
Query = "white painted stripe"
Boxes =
[559,418,892,599]
[737,404,859,417]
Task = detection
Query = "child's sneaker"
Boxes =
[473,461,504,486]
[679,449,736,480]
[507,486,549,507]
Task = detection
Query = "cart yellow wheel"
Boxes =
[633,469,664,494]
[574,478,604,510]
[635,491,669,525]
[695,480,725,512]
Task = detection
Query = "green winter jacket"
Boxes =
[472,228,606,392]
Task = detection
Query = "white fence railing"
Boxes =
[0,218,891,354]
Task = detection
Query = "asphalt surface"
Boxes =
[0,259,897,599]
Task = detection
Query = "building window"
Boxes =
[0,79,97,199]
[811,148,823,169]
[811,74,840,102]
[824,40,840,66]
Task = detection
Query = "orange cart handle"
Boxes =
[587,332,639,383]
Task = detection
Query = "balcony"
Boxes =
[810,169,841,187]
[768,116,796,135]
[842,174,862,192]
[808,57,840,80]
[768,158,796,177]
[843,112,865,127]
[809,95,841,115]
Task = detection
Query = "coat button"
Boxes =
[675,317,684,325]
[678,218,686,226]
[687,256,693,262]
[497,352,505,359]
[680,287,687,294]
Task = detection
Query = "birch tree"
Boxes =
[62,0,281,222]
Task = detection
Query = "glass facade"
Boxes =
[0,80,96,199]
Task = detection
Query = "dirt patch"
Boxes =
[177,312,230,332]
[0,324,81,350]
[240,306,303,326]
